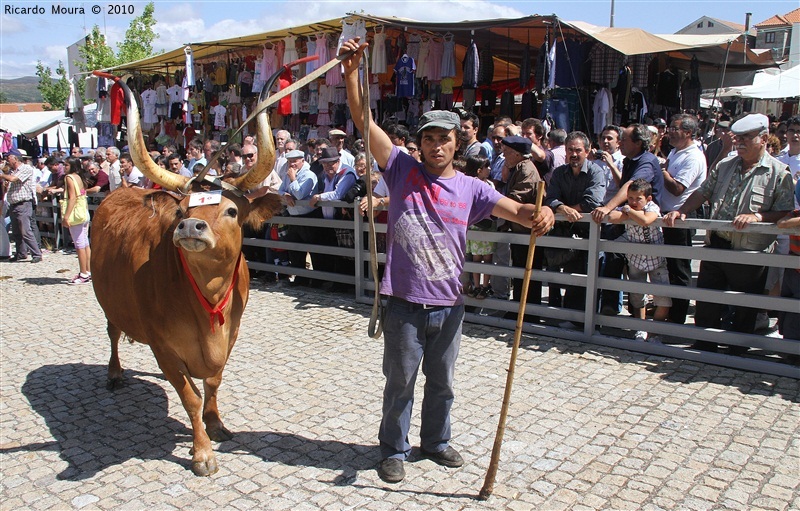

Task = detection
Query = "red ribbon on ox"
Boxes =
[178,249,241,333]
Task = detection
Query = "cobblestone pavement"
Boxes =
[1,253,798,511]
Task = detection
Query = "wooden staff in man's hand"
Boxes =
[479,181,546,500]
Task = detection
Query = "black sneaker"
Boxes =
[30,256,42,263]
[377,458,405,483]
[420,446,464,468]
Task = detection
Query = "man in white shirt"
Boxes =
[106,146,123,191]
[777,116,800,186]
[661,114,706,324]
[118,153,145,188]
[328,129,355,167]
[186,139,206,174]
[273,129,291,177]
[593,125,625,205]
[547,128,567,169]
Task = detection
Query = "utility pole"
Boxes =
[610,0,616,27]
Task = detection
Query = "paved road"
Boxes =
[1,253,798,510]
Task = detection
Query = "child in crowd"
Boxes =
[463,155,496,299]
[606,178,671,342]
[775,181,800,343]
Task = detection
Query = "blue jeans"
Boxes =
[379,297,464,460]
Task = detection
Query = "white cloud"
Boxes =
[1,14,25,34]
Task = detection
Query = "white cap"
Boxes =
[730,113,769,135]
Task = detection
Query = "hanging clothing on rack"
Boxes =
[519,43,531,90]
[462,40,479,89]
[416,36,430,79]
[306,37,318,73]
[440,33,456,78]
[394,54,416,98]
[588,43,624,86]
[681,56,702,112]
[407,33,421,61]
[372,26,388,74]
[425,37,443,81]
[592,87,613,135]
[184,47,195,87]
[477,42,494,87]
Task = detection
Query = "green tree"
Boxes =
[35,60,70,111]
[0,90,8,103]
[78,1,159,74]
[116,2,159,65]
[80,25,118,71]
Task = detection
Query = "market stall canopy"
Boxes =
[713,65,800,99]
[106,17,356,73]
[105,15,519,87]
[104,14,778,87]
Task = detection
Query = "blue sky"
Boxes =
[0,1,791,80]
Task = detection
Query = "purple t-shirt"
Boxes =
[381,146,503,305]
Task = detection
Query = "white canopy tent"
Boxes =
[713,65,800,99]
[0,104,98,153]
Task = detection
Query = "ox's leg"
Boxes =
[106,322,124,390]
[157,357,218,476]
[203,373,232,442]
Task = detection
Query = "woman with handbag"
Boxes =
[60,157,91,285]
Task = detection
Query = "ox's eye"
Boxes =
[175,208,185,219]
[226,207,238,218]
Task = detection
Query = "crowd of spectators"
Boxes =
[2,107,798,356]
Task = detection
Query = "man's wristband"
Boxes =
[753,212,763,222]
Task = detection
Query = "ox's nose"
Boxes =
[176,218,208,238]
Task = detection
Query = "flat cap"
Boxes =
[417,110,460,133]
[731,113,769,135]
[501,136,532,157]
[328,129,347,137]
[285,149,305,159]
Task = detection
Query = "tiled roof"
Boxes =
[0,103,47,113]
[755,7,800,28]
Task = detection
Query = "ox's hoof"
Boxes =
[207,425,233,442]
[191,457,219,477]
[106,377,124,390]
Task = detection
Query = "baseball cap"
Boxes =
[731,113,769,135]
[717,120,731,129]
[654,118,667,127]
[416,110,461,134]
[5,147,26,158]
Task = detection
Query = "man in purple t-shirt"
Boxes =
[341,38,555,484]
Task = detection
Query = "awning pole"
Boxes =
[711,40,732,114]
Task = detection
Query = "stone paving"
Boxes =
[1,253,798,510]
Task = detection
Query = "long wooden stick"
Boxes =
[479,181,545,500]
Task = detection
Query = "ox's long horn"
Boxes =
[230,98,275,192]
[95,72,190,192]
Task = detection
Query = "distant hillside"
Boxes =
[0,77,45,104]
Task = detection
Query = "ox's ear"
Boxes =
[244,192,284,230]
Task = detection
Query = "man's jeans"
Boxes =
[379,297,464,459]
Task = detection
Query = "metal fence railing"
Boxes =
[36,194,799,378]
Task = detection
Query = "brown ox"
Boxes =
[91,78,281,476]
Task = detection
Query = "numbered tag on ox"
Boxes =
[188,190,223,208]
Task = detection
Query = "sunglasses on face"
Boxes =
[243,153,256,159]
